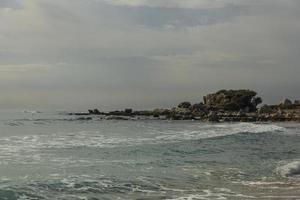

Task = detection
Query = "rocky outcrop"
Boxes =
[203,89,262,112]
[88,109,101,115]
[68,89,300,122]
[152,109,171,117]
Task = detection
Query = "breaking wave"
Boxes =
[278,161,300,178]
[0,123,285,165]
[22,110,42,114]
[155,123,285,141]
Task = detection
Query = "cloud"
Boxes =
[102,0,234,9]
[0,62,67,73]
[0,0,300,109]
[0,63,50,73]
[116,5,244,28]
[0,0,23,9]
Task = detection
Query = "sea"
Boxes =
[0,110,300,200]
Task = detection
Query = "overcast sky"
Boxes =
[0,0,299,110]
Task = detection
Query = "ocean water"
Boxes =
[0,110,300,199]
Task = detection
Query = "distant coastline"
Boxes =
[68,89,300,123]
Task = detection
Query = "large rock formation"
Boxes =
[71,89,300,122]
[203,89,261,112]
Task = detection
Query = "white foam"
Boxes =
[167,188,257,200]
[0,123,286,165]
[22,110,41,114]
[155,123,285,142]
[239,181,286,186]
[277,161,300,178]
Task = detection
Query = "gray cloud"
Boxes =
[0,0,299,109]
[101,0,253,9]
[0,0,23,9]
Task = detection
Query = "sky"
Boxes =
[0,0,299,110]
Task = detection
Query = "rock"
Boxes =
[237,109,246,117]
[280,99,293,106]
[191,110,206,118]
[153,113,160,118]
[178,102,192,109]
[133,110,153,116]
[93,109,101,115]
[190,107,206,118]
[108,110,123,115]
[243,106,250,113]
[76,88,300,123]
[153,109,171,116]
[172,107,191,115]
[88,109,101,115]
[208,111,219,122]
[203,89,260,112]
[170,114,184,120]
[125,108,133,114]
[259,104,273,114]
[105,116,130,120]
[191,103,207,112]
[251,97,263,107]
[77,117,93,120]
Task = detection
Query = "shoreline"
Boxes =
[68,89,300,123]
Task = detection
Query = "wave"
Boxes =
[155,123,285,141]
[22,110,42,114]
[0,123,286,166]
[277,161,300,178]
[167,188,256,200]
[0,175,180,200]
[0,175,260,200]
